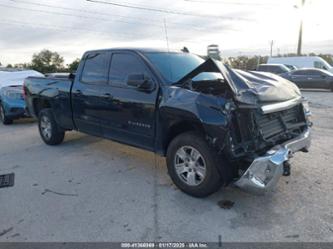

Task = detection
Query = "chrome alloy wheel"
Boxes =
[40,115,52,140]
[174,146,207,186]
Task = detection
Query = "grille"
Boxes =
[254,104,306,143]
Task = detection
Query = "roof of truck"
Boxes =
[85,47,180,54]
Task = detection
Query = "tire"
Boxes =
[166,131,223,197]
[0,104,13,125]
[38,108,65,145]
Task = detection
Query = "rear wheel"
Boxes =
[0,104,13,125]
[38,109,65,145]
[166,132,223,197]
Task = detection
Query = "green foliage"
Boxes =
[67,58,80,73]
[30,49,65,74]
[228,55,268,70]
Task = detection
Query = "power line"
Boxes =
[0,18,215,45]
[0,19,158,38]
[183,0,279,6]
[86,0,249,20]
[3,0,233,32]
[0,3,154,26]
[8,0,160,24]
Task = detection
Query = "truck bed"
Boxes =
[24,76,75,130]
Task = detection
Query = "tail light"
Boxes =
[23,81,27,99]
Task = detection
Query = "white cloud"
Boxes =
[0,0,332,65]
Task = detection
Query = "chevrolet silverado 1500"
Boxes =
[24,48,312,197]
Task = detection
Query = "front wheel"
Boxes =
[38,109,65,145]
[166,132,223,197]
[0,104,13,125]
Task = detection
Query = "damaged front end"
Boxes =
[175,58,312,194]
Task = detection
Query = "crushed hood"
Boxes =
[177,59,301,105]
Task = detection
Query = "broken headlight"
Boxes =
[302,99,312,125]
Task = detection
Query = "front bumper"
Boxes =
[234,128,311,194]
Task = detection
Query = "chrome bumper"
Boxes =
[234,128,311,194]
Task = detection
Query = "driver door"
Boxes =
[101,52,159,151]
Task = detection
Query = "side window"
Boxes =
[81,52,110,84]
[109,53,148,86]
[314,61,322,69]
[308,70,321,76]
[293,70,306,76]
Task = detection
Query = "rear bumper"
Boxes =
[3,100,29,119]
[234,128,311,194]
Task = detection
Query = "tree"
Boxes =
[67,58,80,72]
[30,49,64,73]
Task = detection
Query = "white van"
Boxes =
[267,56,333,73]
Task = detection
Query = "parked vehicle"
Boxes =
[268,56,333,73]
[24,48,312,197]
[0,69,43,124]
[284,64,298,70]
[256,64,291,75]
[45,73,70,79]
[281,68,333,91]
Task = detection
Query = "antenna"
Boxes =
[163,18,170,52]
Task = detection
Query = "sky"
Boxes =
[0,0,332,65]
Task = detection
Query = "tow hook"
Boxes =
[283,161,291,176]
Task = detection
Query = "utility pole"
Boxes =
[270,40,274,57]
[163,18,170,52]
[297,0,306,56]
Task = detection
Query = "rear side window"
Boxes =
[293,70,306,76]
[81,52,110,84]
[109,53,148,86]
[307,70,322,76]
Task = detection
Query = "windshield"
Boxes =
[144,52,206,83]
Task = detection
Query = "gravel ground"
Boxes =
[0,90,332,243]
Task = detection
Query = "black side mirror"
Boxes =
[69,73,76,80]
[127,74,155,91]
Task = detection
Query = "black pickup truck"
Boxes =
[24,48,312,197]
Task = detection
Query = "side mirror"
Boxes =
[127,74,155,91]
[69,73,76,80]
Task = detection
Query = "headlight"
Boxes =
[302,99,312,125]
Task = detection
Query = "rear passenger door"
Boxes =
[306,70,330,89]
[290,71,308,88]
[72,51,111,136]
[101,52,159,150]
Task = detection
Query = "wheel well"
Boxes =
[164,121,205,154]
[33,99,51,116]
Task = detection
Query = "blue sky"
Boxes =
[0,0,332,65]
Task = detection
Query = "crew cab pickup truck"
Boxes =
[24,48,312,197]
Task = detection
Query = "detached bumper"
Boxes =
[235,128,311,194]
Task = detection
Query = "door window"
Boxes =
[109,53,148,86]
[81,52,110,84]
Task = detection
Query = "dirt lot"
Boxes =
[0,90,332,242]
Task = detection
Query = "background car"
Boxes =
[0,69,43,124]
[268,56,333,73]
[0,85,27,124]
[281,68,333,91]
[284,64,298,70]
[45,72,70,78]
[256,64,291,75]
